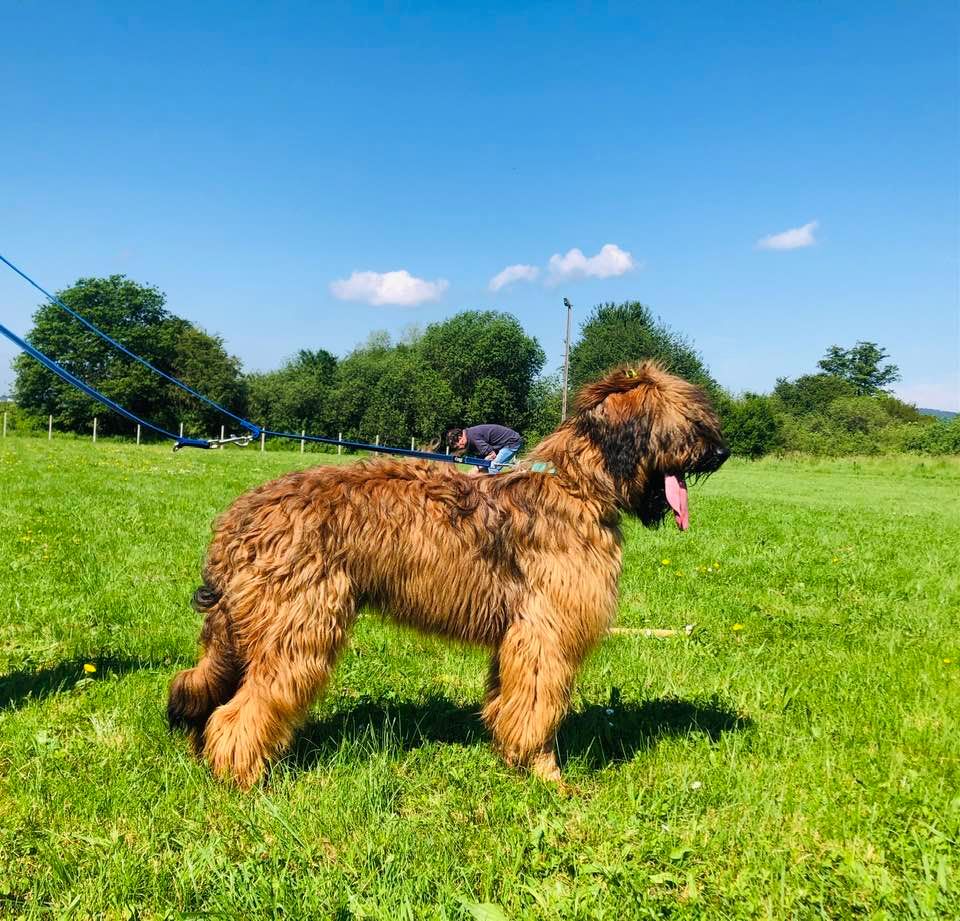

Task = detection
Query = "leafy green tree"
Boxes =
[325,333,396,438]
[872,393,925,424]
[772,367,927,456]
[817,342,900,395]
[720,393,782,458]
[14,275,166,433]
[824,396,890,435]
[568,301,716,393]
[465,378,513,426]
[772,373,859,415]
[518,373,564,442]
[328,336,458,446]
[417,311,545,425]
[247,349,337,435]
[0,399,41,434]
[13,275,246,437]
[168,320,248,436]
[904,416,960,454]
[360,360,457,446]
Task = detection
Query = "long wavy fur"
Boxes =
[168,362,728,787]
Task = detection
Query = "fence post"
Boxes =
[179,422,184,439]
[337,432,342,456]
[48,415,53,440]
[220,425,225,442]
[375,435,379,447]
[2,412,6,437]
[93,417,97,444]
[260,432,265,453]
[411,436,415,450]
[301,430,305,454]
[136,424,141,446]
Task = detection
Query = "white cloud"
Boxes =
[329,270,448,307]
[755,220,819,251]
[546,243,637,284]
[488,263,540,292]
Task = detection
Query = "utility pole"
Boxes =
[561,297,573,421]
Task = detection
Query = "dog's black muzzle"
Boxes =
[693,444,730,476]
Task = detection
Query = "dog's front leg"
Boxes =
[483,605,575,783]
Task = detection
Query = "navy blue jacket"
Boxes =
[464,424,522,455]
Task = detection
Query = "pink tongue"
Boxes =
[665,474,689,530]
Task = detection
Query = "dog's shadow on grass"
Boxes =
[1,661,751,777]
[288,689,751,775]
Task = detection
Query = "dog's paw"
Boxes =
[204,710,267,790]
[530,750,563,784]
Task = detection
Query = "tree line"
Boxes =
[719,341,958,457]
[4,275,957,456]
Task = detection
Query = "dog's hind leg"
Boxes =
[485,605,578,783]
[168,589,242,753]
[202,570,355,788]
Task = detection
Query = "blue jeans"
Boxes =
[489,444,520,474]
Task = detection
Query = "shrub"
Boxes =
[773,374,857,416]
[904,416,960,455]
[825,396,891,435]
[0,401,43,434]
[721,394,782,458]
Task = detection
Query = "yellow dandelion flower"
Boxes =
[713,562,720,569]
[944,658,955,665]
[83,663,97,674]
[661,559,671,566]
[731,623,744,632]
[832,557,839,563]
[675,570,684,577]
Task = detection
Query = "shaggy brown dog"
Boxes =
[168,362,728,787]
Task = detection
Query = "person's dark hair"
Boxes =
[445,428,465,448]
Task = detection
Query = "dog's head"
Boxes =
[572,362,729,528]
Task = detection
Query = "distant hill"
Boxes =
[919,407,957,420]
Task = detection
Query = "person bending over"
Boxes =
[445,424,522,474]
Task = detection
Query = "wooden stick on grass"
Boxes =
[609,624,695,638]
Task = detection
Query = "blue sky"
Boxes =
[1,1,957,408]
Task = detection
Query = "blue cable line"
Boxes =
[0,321,209,447]
[0,252,259,436]
[1,253,494,466]
[2,316,490,463]
[259,428,492,467]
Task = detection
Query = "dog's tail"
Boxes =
[167,578,243,750]
[191,582,222,612]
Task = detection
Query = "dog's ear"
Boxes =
[573,362,665,414]
[573,366,662,484]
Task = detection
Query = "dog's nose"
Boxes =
[716,445,730,462]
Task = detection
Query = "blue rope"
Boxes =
[259,428,492,467]
[0,321,209,448]
[0,253,493,466]
[0,252,259,436]
[1,314,491,463]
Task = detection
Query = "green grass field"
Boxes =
[0,438,957,919]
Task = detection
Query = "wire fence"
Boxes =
[0,410,447,458]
